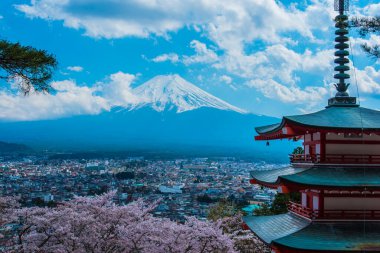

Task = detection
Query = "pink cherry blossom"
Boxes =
[1,192,236,253]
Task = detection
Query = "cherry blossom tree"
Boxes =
[0,192,236,253]
[219,215,270,253]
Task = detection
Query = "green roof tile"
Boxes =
[243,213,310,244]
[281,167,380,188]
[255,106,380,135]
[250,167,308,184]
[273,222,380,252]
[250,167,380,189]
[255,123,282,134]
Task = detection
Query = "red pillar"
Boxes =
[319,191,324,219]
[320,132,326,162]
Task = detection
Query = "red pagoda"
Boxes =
[243,1,380,252]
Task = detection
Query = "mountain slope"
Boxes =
[129,75,245,113]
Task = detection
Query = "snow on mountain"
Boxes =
[128,74,246,113]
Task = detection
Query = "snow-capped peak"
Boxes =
[129,74,245,113]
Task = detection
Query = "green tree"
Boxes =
[0,40,57,94]
[207,200,238,221]
[292,146,304,155]
[254,193,301,216]
[253,203,273,216]
[351,16,380,58]
[270,194,290,214]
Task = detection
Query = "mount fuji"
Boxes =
[128,74,246,113]
[0,75,294,161]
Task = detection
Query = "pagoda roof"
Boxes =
[250,166,380,189]
[244,214,380,252]
[255,106,380,138]
[256,123,282,135]
[250,166,308,186]
[273,221,380,252]
[243,213,310,244]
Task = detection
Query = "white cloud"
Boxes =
[220,75,232,84]
[363,3,380,16]
[216,45,334,81]
[0,71,144,121]
[246,79,328,104]
[151,40,218,66]
[355,66,380,94]
[0,80,108,121]
[15,0,333,44]
[100,71,141,106]
[183,40,219,65]
[15,0,211,39]
[67,66,84,72]
[152,53,179,63]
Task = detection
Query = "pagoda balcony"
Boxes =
[287,202,314,219]
[290,154,380,165]
[288,201,380,220]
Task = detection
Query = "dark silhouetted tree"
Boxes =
[351,16,380,59]
[0,40,57,94]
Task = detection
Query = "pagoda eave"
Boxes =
[250,167,380,191]
[255,106,380,141]
[255,121,380,141]
[250,178,279,189]
[244,214,380,253]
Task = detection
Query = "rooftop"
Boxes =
[255,106,380,139]
[250,166,380,189]
[273,221,380,252]
[244,213,380,252]
[243,213,310,244]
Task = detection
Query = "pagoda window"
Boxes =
[312,196,319,211]
[304,134,312,142]
[301,190,320,210]
[301,192,307,208]
[304,145,310,156]
[315,144,321,155]
[312,132,320,141]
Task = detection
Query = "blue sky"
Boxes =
[0,0,380,120]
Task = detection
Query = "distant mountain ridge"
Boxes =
[127,75,246,113]
[0,141,31,153]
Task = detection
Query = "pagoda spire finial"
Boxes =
[334,0,349,15]
[328,0,357,107]
[333,0,350,97]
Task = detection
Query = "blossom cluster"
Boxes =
[0,192,236,253]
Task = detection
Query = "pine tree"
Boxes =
[0,40,57,94]
[351,16,380,58]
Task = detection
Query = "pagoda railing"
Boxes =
[287,201,314,219]
[288,201,380,220]
[290,154,380,164]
